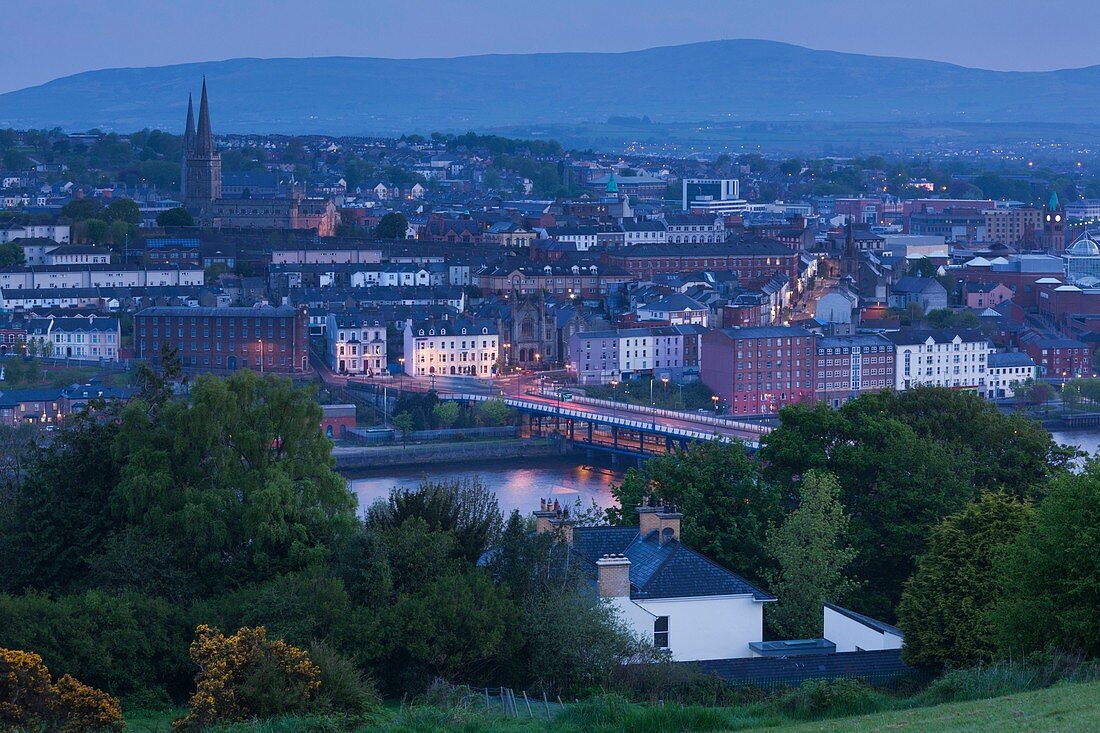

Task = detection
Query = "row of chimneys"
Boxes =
[534,497,683,600]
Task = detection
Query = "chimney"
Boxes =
[657,505,683,545]
[637,497,662,537]
[533,498,572,543]
[596,554,631,599]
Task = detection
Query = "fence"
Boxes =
[407,681,566,720]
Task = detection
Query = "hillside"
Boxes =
[3,40,1100,136]
[772,681,1100,732]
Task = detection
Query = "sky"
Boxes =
[3,0,1098,94]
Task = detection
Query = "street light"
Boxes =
[610,378,619,408]
[661,375,669,409]
[712,394,719,414]
[398,356,406,396]
[258,338,264,374]
[650,376,657,429]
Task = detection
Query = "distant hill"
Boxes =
[2,40,1099,136]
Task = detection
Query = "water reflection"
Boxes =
[345,458,623,515]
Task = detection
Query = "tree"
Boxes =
[897,492,1032,670]
[991,463,1100,657]
[760,388,1068,619]
[109,371,357,597]
[83,219,109,244]
[379,570,522,691]
[103,198,140,225]
[60,199,102,223]
[610,441,782,582]
[764,471,857,639]
[0,414,123,595]
[478,397,510,426]
[431,400,459,429]
[373,212,408,239]
[156,207,194,227]
[0,241,24,267]
[393,411,414,447]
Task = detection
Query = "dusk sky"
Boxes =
[4,0,1099,94]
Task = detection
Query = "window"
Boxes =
[653,616,669,648]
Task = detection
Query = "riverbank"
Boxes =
[332,436,571,470]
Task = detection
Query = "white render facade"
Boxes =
[326,312,386,375]
[404,318,499,377]
[888,330,991,392]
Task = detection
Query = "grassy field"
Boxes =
[124,680,1100,732]
[774,681,1100,733]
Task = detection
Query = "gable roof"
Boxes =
[571,525,774,602]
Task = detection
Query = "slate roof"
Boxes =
[988,352,1036,368]
[688,649,911,687]
[824,602,903,637]
[571,526,774,602]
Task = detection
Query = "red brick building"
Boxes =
[1022,335,1094,380]
[603,239,799,290]
[321,404,356,439]
[814,333,896,408]
[135,305,310,374]
[700,326,815,416]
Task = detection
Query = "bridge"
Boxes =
[438,392,765,460]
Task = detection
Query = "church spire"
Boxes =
[183,92,196,151]
[195,77,213,155]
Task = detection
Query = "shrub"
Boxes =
[52,674,125,733]
[174,625,321,731]
[0,647,123,733]
[768,678,885,719]
[308,642,379,715]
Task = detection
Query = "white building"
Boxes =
[536,503,773,661]
[636,294,709,327]
[327,312,386,375]
[986,351,1039,399]
[0,265,203,290]
[823,603,904,653]
[621,220,668,247]
[25,315,120,361]
[885,328,991,392]
[0,224,70,244]
[681,178,748,215]
[403,317,498,377]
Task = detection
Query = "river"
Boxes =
[345,457,623,516]
[345,429,1100,516]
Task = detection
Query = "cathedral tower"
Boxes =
[180,92,195,200]
[183,78,221,206]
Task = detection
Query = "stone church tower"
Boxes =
[182,78,221,207]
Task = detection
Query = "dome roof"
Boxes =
[1066,232,1100,257]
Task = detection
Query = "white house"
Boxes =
[636,294,709,327]
[885,328,991,392]
[403,317,498,377]
[823,603,904,653]
[536,502,773,661]
[986,351,1038,399]
[25,315,120,362]
[327,312,387,375]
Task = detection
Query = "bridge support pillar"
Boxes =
[587,421,593,444]
[639,430,645,452]
[665,436,673,453]
[568,420,575,441]
[612,425,619,450]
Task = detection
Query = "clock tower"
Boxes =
[1042,191,1066,252]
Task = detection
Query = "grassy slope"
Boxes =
[124,680,1100,732]
[768,681,1100,733]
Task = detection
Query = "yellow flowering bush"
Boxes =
[174,625,321,731]
[0,647,123,733]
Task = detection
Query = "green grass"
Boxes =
[124,680,1100,732]
[771,680,1100,732]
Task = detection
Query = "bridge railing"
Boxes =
[438,392,758,446]
[529,388,772,435]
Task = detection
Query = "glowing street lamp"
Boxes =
[712,394,719,414]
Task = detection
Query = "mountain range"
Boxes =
[0,40,1098,137]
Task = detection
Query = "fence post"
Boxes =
[523,690,533,718]
[543,691,551,719]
